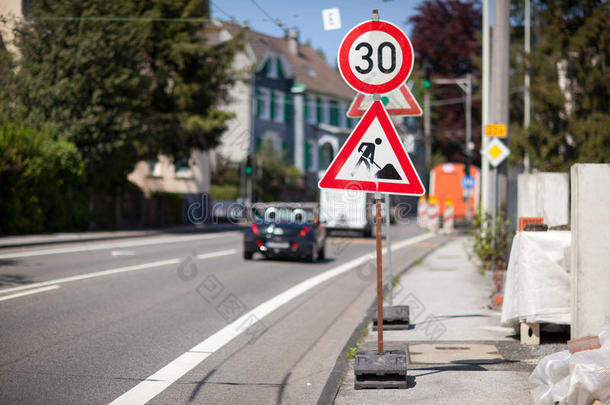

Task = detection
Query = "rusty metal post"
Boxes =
[375,194,384,354]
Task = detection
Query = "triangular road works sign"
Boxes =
[319,101,425,196]
[346,84,422,118]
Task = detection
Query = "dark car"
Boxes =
[243,203,326,262]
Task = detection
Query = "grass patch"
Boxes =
[392,275,400,287]
[412,258,423,266]
[346,327,369,358]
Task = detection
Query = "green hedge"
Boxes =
[0,118,88,234]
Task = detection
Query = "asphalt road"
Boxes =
[0,222,443,404]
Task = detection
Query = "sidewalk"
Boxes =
[0,223,246,249]
[334,236,564,405]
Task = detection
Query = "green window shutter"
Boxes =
[277,58,284,78]
[262,59,270,76]
[270,91,276,120]
[255,89,261,117]
[304,140,310,170]
[304,96,309,121]
[256,137,262,151]
[330,100,339,126]
[316,97,322,123]
[284,94,291,122]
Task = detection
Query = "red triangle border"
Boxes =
[319,101,425,196]
[347,85,422,118]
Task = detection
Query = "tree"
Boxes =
[408,0,482,165]
[254,140,301,202]
[509,0,609,170]
[3,0,241,194]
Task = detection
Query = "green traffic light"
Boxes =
[423,80,431,89]
[245,167,252,175]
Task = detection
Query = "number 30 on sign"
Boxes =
[338,20,414,95]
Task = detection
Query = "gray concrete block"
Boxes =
[354,350,407,376]
[354,349,408,389]
[518,172,569,227]
[570,164,610,338]
[372,305,411,330]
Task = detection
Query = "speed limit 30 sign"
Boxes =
[338,19,414,94]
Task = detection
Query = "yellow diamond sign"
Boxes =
[489,145,503,159]
[483,139,510,167]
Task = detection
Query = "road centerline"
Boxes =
[0,249,237,296]
[0,232,240,260]
[0,285,61,302]
[109,232,435,405]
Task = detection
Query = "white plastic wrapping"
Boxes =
[530,324,610,405]
[501,231,571,328]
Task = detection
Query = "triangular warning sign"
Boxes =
[347,84,422,118]
[319,101,425,196]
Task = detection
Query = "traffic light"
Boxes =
[245,156,253,175]
[423,61,431,89]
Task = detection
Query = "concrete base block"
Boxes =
[372,306,410,331]
[354,349,407,390]
[520,322,540,345]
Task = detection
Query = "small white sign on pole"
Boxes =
[322,8,342,31]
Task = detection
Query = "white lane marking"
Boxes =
[111,250,136,257]
[197,249,237,260]
[109,232,436,405]
[0,249,237,296]
[0,285,60,302]
[0,232,239,260]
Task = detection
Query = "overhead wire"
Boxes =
[248,0,284,29]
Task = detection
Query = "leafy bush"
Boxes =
[470,207,513,273]
[0,118,88,234]
[211,184,240,201]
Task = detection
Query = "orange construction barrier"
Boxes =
[417,196,428,228]
[429,163,479,220]
[427,196,439,232]
[443,198,455,234]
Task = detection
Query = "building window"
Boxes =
[174,156,191,178]
[272,90,284,123]
[321,97,330,124]
[319,143,334,170]
[256,88,271,120]
[306,96,316,124]
[339,102,348,128]
[329,100,339,127]
[149,159,162,177]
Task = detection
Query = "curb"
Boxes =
[316,235,454,405]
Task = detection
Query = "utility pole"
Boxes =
[480,0,491,220]
[423,61,432,182]
[432,75,473,219]
[247,71,256,206]
[523,0,531,172]
[490,0,510,252]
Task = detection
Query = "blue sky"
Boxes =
[210,0,422,66]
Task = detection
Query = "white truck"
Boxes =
[319,189,380,237]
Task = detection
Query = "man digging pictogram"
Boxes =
[350,138,402,180]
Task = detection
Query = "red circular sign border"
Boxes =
[338,20,414,95]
